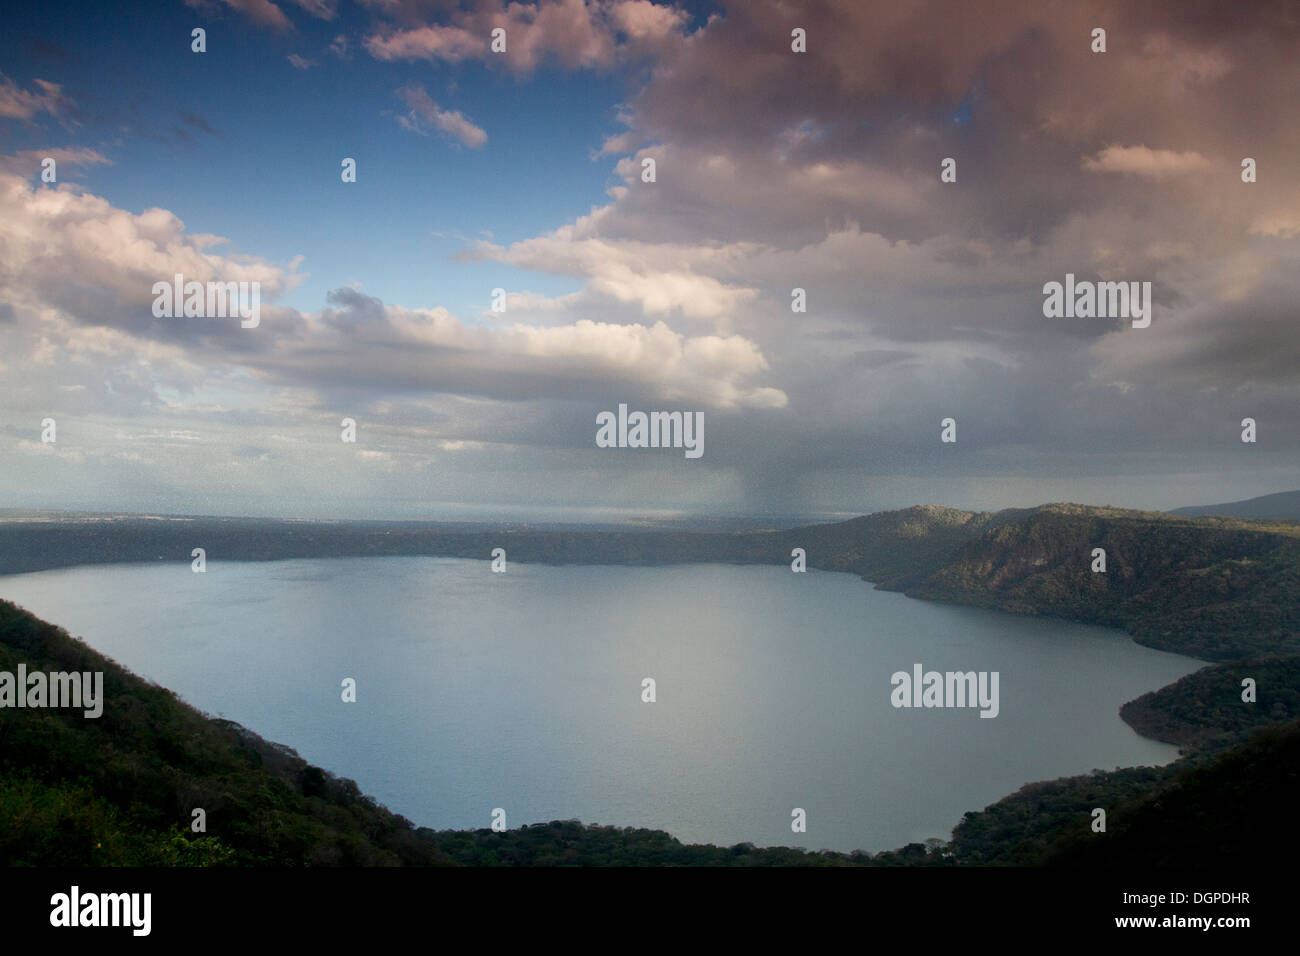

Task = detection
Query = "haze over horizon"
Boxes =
[3,1,1298,521]
[7,489,1297,528]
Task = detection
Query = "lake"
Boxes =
[0,557,1202,852]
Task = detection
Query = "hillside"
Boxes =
[950,654,1300,866]
[1170,489,1300,521]
[1119,655,1300,753]
[0,505,996,585]
[946,720,1300,867]
[1039,719,1300,867]
[903,504,1300,660]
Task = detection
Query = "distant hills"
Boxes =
[3,501,1298,660]
[1170,489,1300,521]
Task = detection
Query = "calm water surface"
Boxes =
[0,558,1202,852]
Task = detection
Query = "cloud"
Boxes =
[461,231,760,323]
[6,0,1300,519]
[1082,145,1214,178]
[0,167,298,353]
[587,0,1300,251]
[1089,259,1300,389]
[394,84,487,148]
[0,75,71,121]
[288,0,337,19]
[363,0,690,73]
[287,53,317,69]
[0,147,111,177]
[177,111,221,136]
[258,288,787,409]
[404,0,1300,486]
[229,0,292,29]
[0,168,785,418]
[187,0,293,32]
[368,24,484,63]
[608,0,688,43]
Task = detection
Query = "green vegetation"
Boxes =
[900,504,1300,660]
[946,719,1300,867]
[1038,719,1300,867]
[421,821,897,866]
[949,651,1300,866]
[948,765,1174,866]
[1120,655,1300,753]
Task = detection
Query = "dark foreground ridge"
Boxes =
[4,502,1300,659]
[3,599,1299,867]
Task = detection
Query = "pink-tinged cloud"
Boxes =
[187,0,294,31]
[363,0,690,73]
[288,0,338,19]
[394,84,487,148]
[0,75,70,120]
[366,24,485,63]
[0,148,111,177]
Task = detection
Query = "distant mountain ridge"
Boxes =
[3,501,1298,660]
[1170,489,1300,521]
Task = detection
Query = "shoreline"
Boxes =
[0,545,1214,750]
[0,554,1210,855]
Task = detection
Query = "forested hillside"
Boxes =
[899,504,1300,659]
[1119,655,1300,752]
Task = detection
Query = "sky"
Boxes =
[1,0,1298,522]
